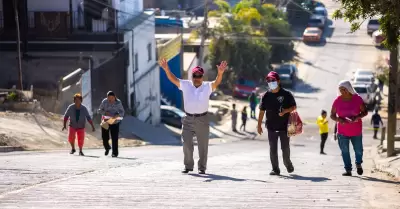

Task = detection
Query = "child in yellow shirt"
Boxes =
[316,110,329,155]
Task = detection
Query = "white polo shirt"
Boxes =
[179,79,212,114]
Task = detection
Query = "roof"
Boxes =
[120,12,152,31]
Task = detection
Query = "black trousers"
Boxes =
[267,130,293,171]
[320,133,328,152]
[101,123,120,156]
[373,128,379,138]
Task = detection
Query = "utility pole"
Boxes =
[197,0,209,67]
[386,45,398,157]
[13,0,23,90]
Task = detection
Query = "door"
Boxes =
[3,0,16,30]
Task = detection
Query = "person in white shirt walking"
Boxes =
[159,58,228,174]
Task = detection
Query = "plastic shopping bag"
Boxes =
[287,111,303,137]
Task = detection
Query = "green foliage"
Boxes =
[206,0,294,81]
[332,0,400,49]
[376,68,389,86]
[6,92,18,101]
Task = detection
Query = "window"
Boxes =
[147,43,152,61]
[134,53,138,72]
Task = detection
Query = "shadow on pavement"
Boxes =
[355,176,400,185]
[293,79,321,94]
[280,174,331,182]
[304,39,327,47]
[189,173,269,183]
[80,155,100,158]
[115,157,137,160]
[233,130,246,136]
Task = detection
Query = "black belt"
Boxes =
[185,112,207,117]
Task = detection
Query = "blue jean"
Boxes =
[337,134,363,171]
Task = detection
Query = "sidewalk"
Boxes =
[372,139,400,178]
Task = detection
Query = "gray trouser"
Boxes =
[181,114,210,170]
[267,130,293,171]
[232,118,237,130]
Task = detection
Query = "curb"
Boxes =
[372,145,400,179]
[0,146,24,153]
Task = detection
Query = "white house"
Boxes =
[0,0,161,125]
[125,10,161,125]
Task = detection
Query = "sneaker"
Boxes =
[181,169,193,174]
[198,170,206,174]
[79,151,85,156]
[70,149,76,154]
[269,170,280,175]
[105,149,110,156]
[287,166,294,173]
[356,164,363,175]
[342,171,352,176]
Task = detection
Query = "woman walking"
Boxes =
[330,80,368,176]
[98,91,125,158]
[63,93,95,156]
[240,106,248,131]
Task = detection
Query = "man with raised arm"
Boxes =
[159,58,228,174]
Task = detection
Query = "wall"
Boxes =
[157,35,182,109]
[91,47,129,113]
[125,13,161,125]
[115,0,143,27]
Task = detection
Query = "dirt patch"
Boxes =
[0,111,144,150]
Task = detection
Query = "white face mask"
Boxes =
[268,81,278,90]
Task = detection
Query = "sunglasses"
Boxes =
[193,74,203,79]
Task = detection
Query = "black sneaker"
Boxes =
[79,151,84,156]
[269,170,280,175]
[70,149,76,154]
[198,170,206,174]
[287,166,294,173]
[181,169,193,174]
[320,152,327,155]
[112,154,118,158]
[356,165,363,175]
[342,171,352,176]
[105,149,110,156]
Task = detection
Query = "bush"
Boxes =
[6,92,18,102]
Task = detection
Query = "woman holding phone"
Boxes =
[330,80,368,176]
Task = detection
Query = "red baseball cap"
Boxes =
[266,71,280,81]
[192,66,204,75]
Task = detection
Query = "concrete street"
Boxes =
[0,1,399,209]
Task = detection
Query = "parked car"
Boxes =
[313,6,328,20]
[274,64,298,88]
[353,69,374,78]
[367,19,380,34]
[254,85,269,101]
[160,105,185,128]
[372,30,385,47]
[353,84,376,107]
[308,15,325,28]
[233,78,257,98]
[303,27,323,43]
[353,74,378,92]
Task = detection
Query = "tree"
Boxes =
[191,0,294,86]
[332,0,400,157]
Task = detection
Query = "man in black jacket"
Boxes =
[257,71,297,175]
